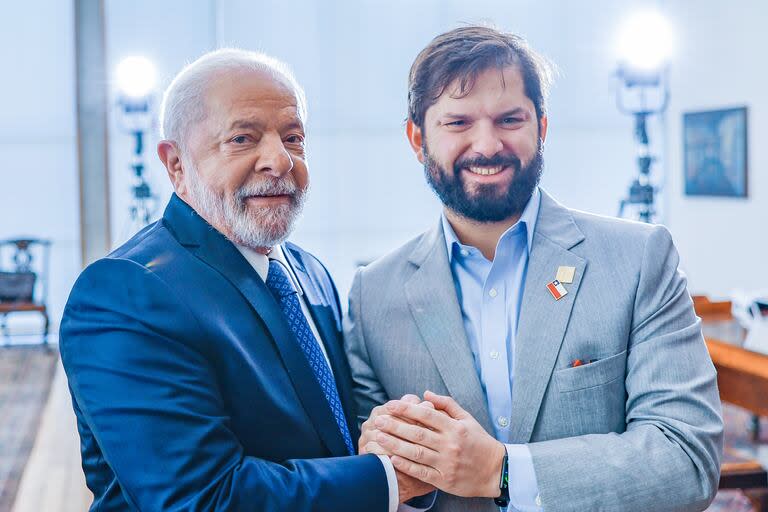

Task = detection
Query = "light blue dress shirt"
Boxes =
[441,187,543,512]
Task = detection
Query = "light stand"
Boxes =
[121,101,155,227]
[613,9,674,224]
[616,66,669,223]
[115,57,158,237]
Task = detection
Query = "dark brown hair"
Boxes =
[407,25,554,128]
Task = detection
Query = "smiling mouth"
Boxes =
[244,194,292,203]
[463,165,509,176]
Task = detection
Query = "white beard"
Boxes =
[185,165,308,249]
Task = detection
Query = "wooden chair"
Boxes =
[0,238,51,345]
[721,461,768,489]
[693,295,734,322]
[720,461,768,511]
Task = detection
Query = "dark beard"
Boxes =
[423,140,544,222]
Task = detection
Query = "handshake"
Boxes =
[359,390,507,503]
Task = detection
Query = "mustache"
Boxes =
[235,177,298,200]
[453,154,521,173]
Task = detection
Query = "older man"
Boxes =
[60,49,414,511]
[346,26,722,511]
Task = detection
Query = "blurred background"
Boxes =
[1,1,766,510]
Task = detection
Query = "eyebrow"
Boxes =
[439,107,531,121]
[281,120,305,133]
[497,108,530,119]
[225,119,304,133]
[441,113,471,120]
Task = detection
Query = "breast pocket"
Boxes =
[554,350,627,393]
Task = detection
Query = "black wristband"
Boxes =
[494,452,510,507]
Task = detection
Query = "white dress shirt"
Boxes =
[236,244,406,512]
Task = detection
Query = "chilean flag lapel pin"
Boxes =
[547,279,568,301]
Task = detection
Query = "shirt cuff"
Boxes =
[505,444,543,512]
[376,455,436,512]
[377,454,400,512]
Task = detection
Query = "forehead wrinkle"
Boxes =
[237,104,304,128]
[206,68,298,112]
[228,119,265,131]
[446,65,523,102]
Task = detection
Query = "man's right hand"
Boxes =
[360,395,437,502]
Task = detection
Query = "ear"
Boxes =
[157,140,188,198]
[539,115,548,144]
[406,118,425,164]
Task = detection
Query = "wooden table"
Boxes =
[707,337,768,417]
[701,316,768,508]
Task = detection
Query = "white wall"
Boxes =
[665,0,768,296]
[100,0,768,304]
[0,1,79,333]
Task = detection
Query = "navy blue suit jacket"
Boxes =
[60,194,388,511]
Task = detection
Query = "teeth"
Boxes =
[466,166,504,176]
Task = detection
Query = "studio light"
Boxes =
[615,9,675,224]
[616,10,674,73]
[116,56,156,99]
[114,56,158,238]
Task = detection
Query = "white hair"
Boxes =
[159,48,307,151]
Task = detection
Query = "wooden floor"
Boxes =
[11,361,91,512]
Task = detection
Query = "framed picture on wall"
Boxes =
[683,106,748,197]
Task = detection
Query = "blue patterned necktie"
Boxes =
[265,260,355,455]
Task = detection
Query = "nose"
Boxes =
[470,121,504,159]
[256,132,294,177]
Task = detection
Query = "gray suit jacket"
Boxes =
[344,190,722,511]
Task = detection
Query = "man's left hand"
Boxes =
[374,390,506,498]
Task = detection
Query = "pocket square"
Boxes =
[570,358,597,368]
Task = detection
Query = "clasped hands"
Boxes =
[359,390,506,503]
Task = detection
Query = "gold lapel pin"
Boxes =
[556,266,576,284]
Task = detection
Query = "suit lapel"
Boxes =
[509,191,587,443]
[162,195,350,456]
[404,224,494,434]
[282,246,360,442]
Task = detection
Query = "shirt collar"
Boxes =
[235,243,304,296]
[441,186,541,262]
